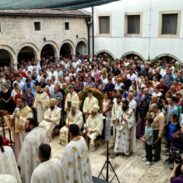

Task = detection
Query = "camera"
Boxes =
[170,146,183,164]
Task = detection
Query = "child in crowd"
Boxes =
[165,114,180,152]
[141,118,153,165]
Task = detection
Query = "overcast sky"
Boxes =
[84,0,122,12]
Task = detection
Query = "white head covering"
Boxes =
[50,98,57,105]
[92,105,99,113]
[72,101,79,108]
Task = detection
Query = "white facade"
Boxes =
[93,0,183,62]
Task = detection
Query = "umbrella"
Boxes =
[0,0,119,10]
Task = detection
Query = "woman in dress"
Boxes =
[0,83,16,114]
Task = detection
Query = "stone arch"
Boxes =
[122,51,145,61]
[41,41,59,59]
[0,45,16,66]
[76,39,88,55]
[60,40,75,57]
[96,50,115,60]
[155,53,181,63]
[17,43,39,65]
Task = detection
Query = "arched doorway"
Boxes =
[0,49,13,66]
[60,43,73,57]
[18,46,36,65]
[122,52,144,61]
[157,55,178,64]
[76,41,87,55]
[96,51,114,61]
[41,44,56,59]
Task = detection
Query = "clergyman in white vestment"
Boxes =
[39,98,61,139]
[0,135,22,183]
[4,96,33,160]
[60,102,83,145]
[114,100,136,155]
[18,118,49,183]
[0,174,17,183]
[33,86,49,123]
[84,105,103,151]
[62,124,93,183]
[111,95,123,142]
[30,144,66,183]
[83,91,99,118]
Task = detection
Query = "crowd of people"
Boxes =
[0,54,183,183]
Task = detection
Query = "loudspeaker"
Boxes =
[105,117,111,142]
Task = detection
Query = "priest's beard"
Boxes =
[122,106,128,111]
[50,106,55,110]
[25,128,31,133]
[71,110,76,116]
[91,112,96,118]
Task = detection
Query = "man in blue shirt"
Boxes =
[50,85,63,108]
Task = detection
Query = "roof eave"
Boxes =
[0,12,90,18]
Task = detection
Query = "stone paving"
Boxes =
[50,137,170,183]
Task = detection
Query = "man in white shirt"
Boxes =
[127,69,138,81]
[47,67,58,81]
[128,91,137,112]
[45,79,54,95]
[114,77,123,91]
[27,61,34,72]
[36,70,43,83]
[13,75,25,90]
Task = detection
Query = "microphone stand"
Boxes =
[98,117,120,183]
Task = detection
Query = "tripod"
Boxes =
[98,140,120,183]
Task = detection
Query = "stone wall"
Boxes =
[0,16,88,65]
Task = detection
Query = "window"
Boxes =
[99,16,110,34]
[127,15,140,34]
[34,22,41,31]
[161,14,178,34]
[65,22,69,30]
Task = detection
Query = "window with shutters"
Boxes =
[98,16,110,34]
[124,13,142,37]
[127,15,140,34]
[162,14,177,34]
[159,11,180,37]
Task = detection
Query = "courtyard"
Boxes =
[50,137,170,183]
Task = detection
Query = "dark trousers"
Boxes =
[145,143,152,162]
[153,130,161,160]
